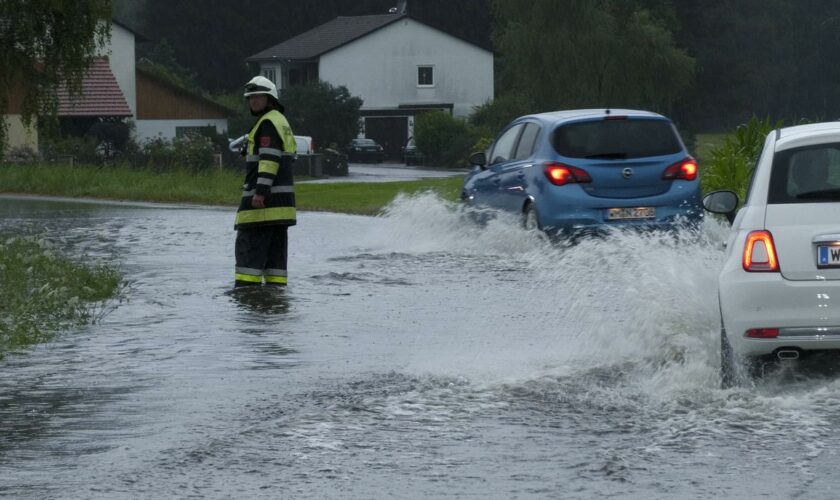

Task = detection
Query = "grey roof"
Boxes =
[248,14,405,62]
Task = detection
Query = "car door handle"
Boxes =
[493,178,501,184]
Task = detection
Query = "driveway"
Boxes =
[304,161,468,183]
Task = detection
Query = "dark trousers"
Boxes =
[234,225,288,286]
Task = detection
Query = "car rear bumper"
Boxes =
[534,183,702,233]
[537,201,703,234]
[720,272,840,357]
[349,151,384,162]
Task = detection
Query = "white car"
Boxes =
[704,122,840,386]
[294,135,314,155]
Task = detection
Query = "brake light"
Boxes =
[745,328,779,338]
[544,163,591,186]
[743,230,780,272]
[662,158,698,181]
[604,115,628,120]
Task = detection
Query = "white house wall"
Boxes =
[101,23,137,117]
[318,18,493,118]
[2,115,38,151]
[134,119,229,143]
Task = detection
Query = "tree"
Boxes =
[280,81,363,151]
[492,0,694,115]
[0,0,112,157]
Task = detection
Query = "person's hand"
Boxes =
[251,194,265,208]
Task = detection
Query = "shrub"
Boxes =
[41,135,101,164]
[174,132,215,171]
[415,111,480,167]
[702,116,783,200]
[126,132,215,171]
[470,94,537,134]
[4,146,40,162]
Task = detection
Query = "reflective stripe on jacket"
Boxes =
[235,109,297,229]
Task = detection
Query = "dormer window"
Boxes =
[417,66,434,87]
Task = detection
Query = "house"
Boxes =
[2,19,233,153]
[246,4,494,160]
[86,20,235,143]
[134,67,236,142]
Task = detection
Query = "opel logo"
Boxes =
[622,168,634,179]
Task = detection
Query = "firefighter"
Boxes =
[234,76,297,287]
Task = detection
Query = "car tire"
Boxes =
[523,204,540,231]
[720,328,737,389]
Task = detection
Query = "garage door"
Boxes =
[364,117,408,161]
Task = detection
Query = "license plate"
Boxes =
[817,245,840,268]
[606,207,656,220]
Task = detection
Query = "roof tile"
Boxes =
[56,58,132,117]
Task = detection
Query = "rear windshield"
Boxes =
[552,118,682,159]
[768,143,840,204]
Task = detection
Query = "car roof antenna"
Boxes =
[605,108,611,115]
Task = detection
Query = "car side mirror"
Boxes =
[702,190,739,224]
[469,151,486,167]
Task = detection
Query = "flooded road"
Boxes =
[2,194,840,499]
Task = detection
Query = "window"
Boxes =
[513,123,541,160]
[175,126,215,138]
[417,66,434,86]
[489,124,524,165]
[262,68,276,84]
[552,119,681,159]
[768,144,840,204]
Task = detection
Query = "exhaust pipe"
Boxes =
[777,349,800,361]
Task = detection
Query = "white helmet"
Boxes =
[244,75,278,100]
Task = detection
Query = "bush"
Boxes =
[41,135,101,164]
[415,112,480,167]
[3,146,40,162]
[470,94,537,135]
[702,116,784,200]
[322,148,348,176]
[127,132,215,171]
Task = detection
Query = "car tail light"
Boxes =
[743,230,780,272]
[745,328,779,338]
[662,158,698,181]
[544,163,591,186]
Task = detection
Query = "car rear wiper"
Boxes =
[584,152,627,159]
[796,188,840,200]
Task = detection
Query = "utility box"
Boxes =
[293,154,323,178]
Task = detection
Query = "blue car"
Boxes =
[462,109,702,235]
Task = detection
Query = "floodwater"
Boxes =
[2,194,840,499]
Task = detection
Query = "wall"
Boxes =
[103,23,137,117]
[136,72,231,120]
[319,18,493,117]
[2,115,38,151]
[134,119,228,143]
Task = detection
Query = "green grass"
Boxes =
[297,177,463,215]
[0,163,241,204]
[0,236,122,357]
[0,163,465,215]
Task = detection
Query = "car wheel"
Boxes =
[720,328,737,389]
[523,204,540,231]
